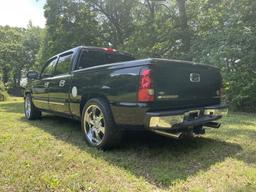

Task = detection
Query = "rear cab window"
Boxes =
[76,49,135,70]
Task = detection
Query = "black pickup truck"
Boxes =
[24,46,227,149]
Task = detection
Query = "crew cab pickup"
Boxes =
[24,46,228,149]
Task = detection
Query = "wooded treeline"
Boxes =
[0,0,256,112]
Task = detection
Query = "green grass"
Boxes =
[0,99,256,192]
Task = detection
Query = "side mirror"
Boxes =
[27,71,39,80]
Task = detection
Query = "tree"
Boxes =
[0,26,24,86]
[39,0,99,62]
[87,0,137,47]
[0,24,42,87]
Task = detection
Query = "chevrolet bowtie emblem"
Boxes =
[190,73,200,83]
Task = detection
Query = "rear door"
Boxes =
[32,57,57,110]
[48,52,73,114]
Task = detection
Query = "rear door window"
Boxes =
[55,52,73,75]
[77,49,135,70]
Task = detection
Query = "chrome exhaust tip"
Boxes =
[204,122,221,129]
[152,130,183,139]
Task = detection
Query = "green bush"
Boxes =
[226,70,256,113]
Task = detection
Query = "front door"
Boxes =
[32,57,58,110]
[48,52,73,114]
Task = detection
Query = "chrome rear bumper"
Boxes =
[145,104,228,130]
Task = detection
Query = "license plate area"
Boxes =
[184,110,201,121]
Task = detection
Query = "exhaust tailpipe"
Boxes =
[204,122,221,129]
[152,130,182,139]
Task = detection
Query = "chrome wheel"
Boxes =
[25,97,31,118]
[83,105,105,145]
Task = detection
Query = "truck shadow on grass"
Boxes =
[20,114,247,188]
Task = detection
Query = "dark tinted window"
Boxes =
[41,58,57,78]
[77,49,135,69]
[55,52,73,75]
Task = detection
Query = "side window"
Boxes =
[41,58,57,78]
[77,50,105,69]
[55,52,73,75]
[76,49,135,70]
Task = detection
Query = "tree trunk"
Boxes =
[2,66,9,84]
[145,0,155,20]
[176,0,191,60]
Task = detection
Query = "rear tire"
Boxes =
[81,98,122,150]
[24,94,41,120]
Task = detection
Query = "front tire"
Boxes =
[24,94,41,120]
[81,98,121,150]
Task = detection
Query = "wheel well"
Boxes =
[80,94,110,115]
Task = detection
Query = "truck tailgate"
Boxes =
[150,59,222,110]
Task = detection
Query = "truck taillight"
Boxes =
[138,69,154,102]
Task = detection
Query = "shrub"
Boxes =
[0,81,9,101]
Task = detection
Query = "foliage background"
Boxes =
[0,0,255,111]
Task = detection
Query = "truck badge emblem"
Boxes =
[190,73,200,83]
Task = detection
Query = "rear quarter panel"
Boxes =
[69,63,144,123]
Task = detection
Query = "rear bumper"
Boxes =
[145,104,228,131]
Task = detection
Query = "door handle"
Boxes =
[44,82,49,88]
[59,80,66,87]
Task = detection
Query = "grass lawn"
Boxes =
[0,98,256,192]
